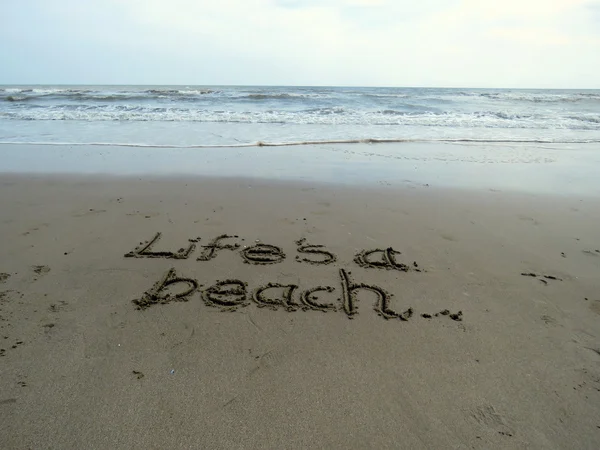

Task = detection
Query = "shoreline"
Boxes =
[1,141,600,196]
[3,137,600,147]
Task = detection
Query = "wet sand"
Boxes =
[1,172,600,449]
[2,141,600,196]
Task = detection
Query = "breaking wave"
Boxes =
[1,106,598,130]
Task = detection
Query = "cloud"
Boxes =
[488,28,572,46]
[276,0,389,7]
[0,0,598,87]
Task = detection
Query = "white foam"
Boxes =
[1,106,598,131]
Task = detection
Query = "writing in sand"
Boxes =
[125,232,463,322]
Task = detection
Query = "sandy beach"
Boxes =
[1,143,600,449]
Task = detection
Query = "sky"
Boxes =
[1,0,599,88]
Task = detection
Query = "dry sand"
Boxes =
[1,174,600,449]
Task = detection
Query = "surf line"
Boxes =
[2,137,594,149]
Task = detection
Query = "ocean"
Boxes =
[1,85,599,147]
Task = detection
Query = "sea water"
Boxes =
[1,85,599,147]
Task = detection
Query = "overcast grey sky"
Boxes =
[1,0,599,87]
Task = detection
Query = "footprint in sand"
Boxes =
[32,265,50,275]
[518,215,540,226]
[279,218,297,226]
[471,404,513,436]
[248,347,290,377]
[21,223,49,236]
[541,315,557,325]
[0,273,10,284]
[125,211,159,218]
[441,234,457,242]
[48,301,69,313]
[73,209,107,218]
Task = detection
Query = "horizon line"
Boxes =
[1,83,599,90]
